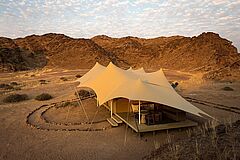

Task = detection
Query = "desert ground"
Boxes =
[0,68,240,160]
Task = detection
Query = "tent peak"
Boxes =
[128,67,133,71]
[78,61,212,119]
[107,61,117,69]
[108,61,114,65]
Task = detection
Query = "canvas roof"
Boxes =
[77,62,211,118]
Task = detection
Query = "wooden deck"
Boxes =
[115,112,198,133]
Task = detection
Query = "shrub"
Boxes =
[13,87,21,91]
[75,90,95,99]
[10,82,18,86]
[75,74,82,78]
[39,79,47,84]
[171,82,179,89]
[222,86,234,91]
[0,83,14,90]
[39,80,45,83]
[60,77,68,81]
[35,93,53,101]
[3,94,28,103]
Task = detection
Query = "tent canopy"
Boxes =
[77,62,211,118]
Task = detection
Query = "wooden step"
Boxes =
[112,115,123,124]
[107,118,118,127]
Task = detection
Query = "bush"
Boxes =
[222,86,234,91]
[3,94,28,103]
[75,74,82,78]
[10,82,18,86]
[35,93,53,101]
[75,90,95,99]
[13,87,21,91]
[171,82,179,89]
[0,83,14,90]
[60,77,68,81]
[39,79,47,84]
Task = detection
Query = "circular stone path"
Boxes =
[26,98,111,131]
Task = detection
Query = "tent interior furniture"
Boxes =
[104,98,198,132]
[115,112,197,133]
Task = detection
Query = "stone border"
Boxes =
[26,97,111,132]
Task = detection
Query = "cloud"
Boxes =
[0,0,239,51]
[211,0,228,5]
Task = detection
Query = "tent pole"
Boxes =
[124,100,131,145]
[111,100,113,118]
[74,87,89,121]
[139,100,141,124]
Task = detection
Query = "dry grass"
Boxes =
[55,101,78,108]
[144,119,240,160]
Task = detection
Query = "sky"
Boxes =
[0,0,239,51]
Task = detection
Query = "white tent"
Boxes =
[77,62,210,118]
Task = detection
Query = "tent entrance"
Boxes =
[105,98,198,132]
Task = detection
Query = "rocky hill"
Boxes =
[0,32,239,80]
[92,33,240,80]
[0,37,47,71]
[14,33,126,69]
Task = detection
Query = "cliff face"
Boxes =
[0,32,239,80]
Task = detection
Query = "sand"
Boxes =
[0,69,240,160]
